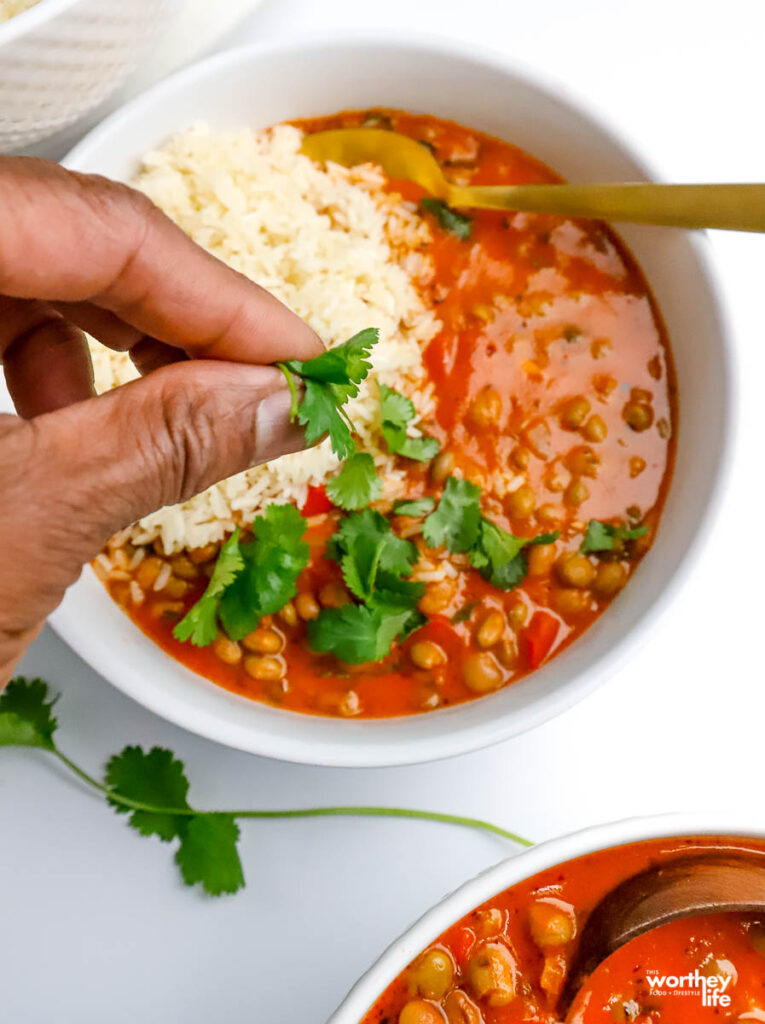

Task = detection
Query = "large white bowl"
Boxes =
[50,34,733,767]
[0,0,167,151]
[329,812,765,1023]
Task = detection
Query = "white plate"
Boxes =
[45,33,733,767]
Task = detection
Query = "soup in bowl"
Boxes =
[48,36,731,765]
[329,815,765,1024]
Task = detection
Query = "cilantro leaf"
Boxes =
[297,379,356,460]
[311,509,423,663]
[174,529,244,646]
[392,497,435,516]
[326,452,382,510]
[470,520,559,590]
[175,814,244,897]
[218,505,309,641]
[307,603,417,664]
[330,509,418,601]
[379,383,440,462]
[105,746,190,842]
[0,677,58,749]
[581,519,648,554]
[279,328,379,459]
[423,476,482,552]
[421,197,472,239]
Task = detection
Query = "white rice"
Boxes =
[0,0,39,21]
[89,123,441,554]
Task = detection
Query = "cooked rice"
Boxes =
[88,123,441,553]
[0,0,39,21]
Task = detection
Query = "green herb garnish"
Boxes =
[422,476,482,552]
[470,520,559,590]
[1,678,531,897]
[379,383,440,462]
[423,476,558,589]
[309,509,424,663]
[421,197,472,239]
[174,504,309,646]
[326,452,382,511]
[581,519,648,554]
[278,328,379,460]
[392,497,436,517]
[172,528,244,647]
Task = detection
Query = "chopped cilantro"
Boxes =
[326,452,382,510]
[379,383,440,462]
[309,509,423,663]
[173,528,244,647]
[421,197,472,239]
[470,520,559,590]
[422,476,482,552]
[174,505,309,646]
[278,328,379,459]
[392,497,436,517]
[219,505,309,640]
[581,519,648,554]
[308,603,422,664]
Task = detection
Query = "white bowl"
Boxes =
[329,812,765,1023]
[0,0,166,151]
[50,34,733,767]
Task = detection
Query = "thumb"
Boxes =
[23,360,304,565]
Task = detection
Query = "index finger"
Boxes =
[0,157,323,365]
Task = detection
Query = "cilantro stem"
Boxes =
[276,362,300,420]
[52,748,109,794]
[49,744,531,848]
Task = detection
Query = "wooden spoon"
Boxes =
[302,128,765,232]
[558,852,765,1017]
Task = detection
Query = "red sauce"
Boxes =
[105,109,676,719]
[361,837,765,1024]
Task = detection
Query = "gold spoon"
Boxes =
[558,852,765,1017]
[302,128,765,232]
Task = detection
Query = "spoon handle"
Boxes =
[450,182,765,231]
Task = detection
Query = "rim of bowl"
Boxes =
[328,810,765,1023]
[0,0,84,45]
[50,31,737,768]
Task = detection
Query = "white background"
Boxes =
[2,1,765,1021]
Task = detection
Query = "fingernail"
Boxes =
[254,385,306,464]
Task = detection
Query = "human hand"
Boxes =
[0,157,322,683]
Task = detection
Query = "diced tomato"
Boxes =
[302,484,334,517]
[524,611,560,669]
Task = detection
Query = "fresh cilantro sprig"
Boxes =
[421,197,473,239]
[581,519,648,554]
[308,509,425,664]
[379,384,440,462]
[326,452,382,511]
[278,328,379,459]
[423,476,558,590]
[174,504,309,646]
[1,678,531,897]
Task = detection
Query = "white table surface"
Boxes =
[3,1,765,1021]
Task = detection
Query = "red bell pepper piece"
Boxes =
[302,484,334,517]
[525,611,560,669]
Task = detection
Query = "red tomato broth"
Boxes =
[360,837,765,1024]
[102,108,676,719]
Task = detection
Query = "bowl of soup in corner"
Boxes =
[48,33,733,767]
[329,812,765,1024]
